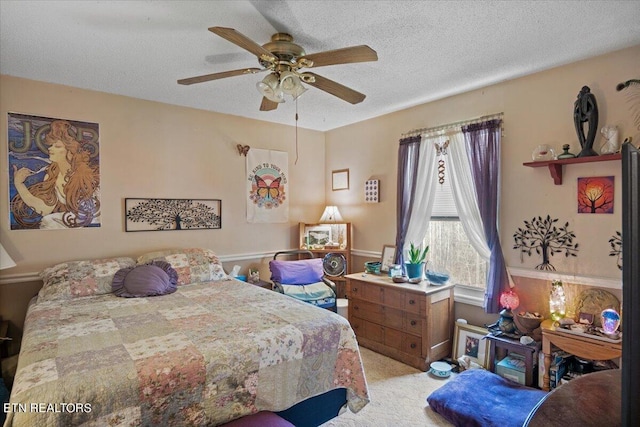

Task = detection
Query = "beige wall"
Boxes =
[0,75,327,335]
[326,45,639,318]
[1,45,638,340]
[326,45,639,276]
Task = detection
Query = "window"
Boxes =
[424,174,487,288]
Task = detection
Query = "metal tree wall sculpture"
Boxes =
[513,215,579,271]
[125,198,221,231]
[608,231,622,270]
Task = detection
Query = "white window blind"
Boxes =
[431,160,457,217]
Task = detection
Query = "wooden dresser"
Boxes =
[345,273,454,371]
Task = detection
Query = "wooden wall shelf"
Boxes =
[523,153,621,185]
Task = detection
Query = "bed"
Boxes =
[4,248,369,427]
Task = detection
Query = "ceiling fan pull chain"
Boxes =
[295,99,299,165]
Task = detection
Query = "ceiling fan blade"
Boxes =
[299,45,377,68]
[209,27,276,63]
[177,68,263,85]
[302,72,366,104]
[260,97,279,111]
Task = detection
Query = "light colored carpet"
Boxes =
[321,347,455,427]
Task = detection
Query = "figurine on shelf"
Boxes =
[573,86,599,157]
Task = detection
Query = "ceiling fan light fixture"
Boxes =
[280,71,307,100]
[257,73,284,103]
[290,83,307,100]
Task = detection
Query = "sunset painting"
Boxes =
[577,176,614,214]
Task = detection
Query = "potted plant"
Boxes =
[405,242,429,279]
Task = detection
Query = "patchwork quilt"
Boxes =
[5,279,369,426]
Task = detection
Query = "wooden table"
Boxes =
[524,369,621,426]
[485,333,540,387]
[540,319,621,391]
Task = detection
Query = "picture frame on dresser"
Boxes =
[452,322,490,368]
[380,244,396,273]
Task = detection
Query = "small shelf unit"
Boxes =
[523,154,621,185]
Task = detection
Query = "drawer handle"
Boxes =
[410,320,417,326]
[410,343,416,349]
[353,287,358,293]
[409,299,416,305]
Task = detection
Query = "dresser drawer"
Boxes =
[402,334,422,357]
[404,292,421,314]
[350,299,382,323]
[382,328,422,357]
[404,314,422,335]
[348,281,365,299]
[383,306,404,330]
[351,317,384,344]
[361,282,384,304]
[382,287,405,310]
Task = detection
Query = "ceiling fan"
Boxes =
[178,27,378,111]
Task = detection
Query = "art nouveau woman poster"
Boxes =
[8,113,101,229]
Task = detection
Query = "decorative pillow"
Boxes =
[426,369,546,427]
[269,258,324,285]
[112,261,178,298]
[136,248,227,285]
[38,257,136,302]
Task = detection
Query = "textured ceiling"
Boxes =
[1,1,639,131]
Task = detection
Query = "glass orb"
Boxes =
[500,290,520,310]
[600,308,620,334]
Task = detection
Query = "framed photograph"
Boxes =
[452,322,490,368]
[380,244,397,272]
[304,225,332,247]
[332,169,349,191]
[125,198,221,231]
[578,312,594,325]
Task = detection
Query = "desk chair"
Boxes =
[270,250,337,311]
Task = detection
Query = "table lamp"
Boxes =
[549,280,566,321]
[319,206,343,223]
[496,289,520,334]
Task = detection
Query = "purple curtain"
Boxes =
[462,119,509,313]
[395,136,421,266]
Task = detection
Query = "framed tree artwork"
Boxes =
[125,198,221,231]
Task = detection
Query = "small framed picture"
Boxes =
[578,312,594,325]
[304,225,332,248]
[452,321,489,368]
[380,244,397,273]
[332,169,349,191]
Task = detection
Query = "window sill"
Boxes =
[454,284,484,307]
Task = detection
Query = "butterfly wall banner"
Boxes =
[246,148,289,223]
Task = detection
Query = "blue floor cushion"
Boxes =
[427,369,546,427]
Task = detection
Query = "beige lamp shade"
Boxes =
[0,243,17,270]
[319,206,343,223]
